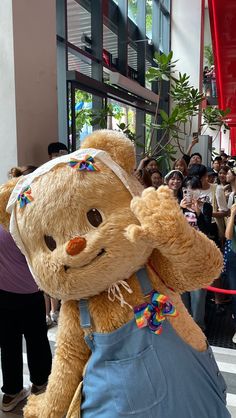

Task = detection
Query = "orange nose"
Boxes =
[66,237,86,256]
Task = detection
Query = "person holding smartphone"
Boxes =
[182,134,203,168]
[180,181,213,331]
[225,202,236,343]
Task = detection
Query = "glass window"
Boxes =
[103,25,118,67]
[128,45,137,72]
[145,113,152,153]
[145,60,152,90]
[68,52,92,77]
[68,88,93,149]
[63,0,171,153]
[161,0,170,12]
[160,12,170,53]
[107,99,136,140]
[128,0,138,24]
[69,88,108,150]
[146,0,153,39]
[67,0,91,50]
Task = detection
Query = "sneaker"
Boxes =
[232,332,236,344]
[50,310,59,324]
[2,387,31,412]
[46,314,53,327]
[31,382,47,395]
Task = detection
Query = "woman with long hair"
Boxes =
[164,170,183,202]
[135,157,158,188]
[173,158,188,177]
[226,166,236,209]
[218,166,229,187]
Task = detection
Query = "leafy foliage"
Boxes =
[70,89,139,144]
[202,107,230,131]
[204,45,214,67]
[146,51,177,82]
[142,50,230,170]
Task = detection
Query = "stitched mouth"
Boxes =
[64,248,106,272]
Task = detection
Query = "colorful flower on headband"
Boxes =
[68,155,99,172]
[17,186,33,208]
[134,290,178,335]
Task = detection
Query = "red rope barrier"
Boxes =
[147,260,236,295]
[206,286,236,295]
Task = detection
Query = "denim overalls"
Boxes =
[79,269,230,418]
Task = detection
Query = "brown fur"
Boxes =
[0,130,223,418]
[0,177,19,230]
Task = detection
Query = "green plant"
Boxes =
[117,122,140,142]
[204,45,214,67]
[71,90,140,144]
[91,103,123,128]
[143,51,230,170]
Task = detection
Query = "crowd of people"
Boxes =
[135,139,236,340]
[0,137,236,412]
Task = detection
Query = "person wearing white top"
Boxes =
[186,164,229,314]
[226,167,236,209]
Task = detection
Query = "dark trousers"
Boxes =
[0,290,52,394]
[227,251,236,326]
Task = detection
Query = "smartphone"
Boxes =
[183,188,192,204]
[192,132,199,142]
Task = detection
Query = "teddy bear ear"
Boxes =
[80,129,136,174]
[0,178,19,230]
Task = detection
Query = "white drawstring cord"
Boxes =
[108,280,133,309]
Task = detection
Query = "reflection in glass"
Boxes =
[128,0,138,24]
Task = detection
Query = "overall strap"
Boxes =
[78,299,94,350]
[135,267,153,296]
[78,299,91,329]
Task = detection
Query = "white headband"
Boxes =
[7,148,142,260]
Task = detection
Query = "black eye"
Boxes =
[44,235,57,251]
[87,209,103,227]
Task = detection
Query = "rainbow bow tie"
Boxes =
[134,291,178,335]
[68,155,99,172]
[17,186,33,208]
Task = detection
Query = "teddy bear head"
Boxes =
[6,130,153,301]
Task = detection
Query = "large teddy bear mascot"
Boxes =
[1,130,230,418]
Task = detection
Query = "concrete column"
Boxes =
[0,0,18,182]
[171,0,204,136]
[0,0,58,184]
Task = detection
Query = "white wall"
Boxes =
[171,0,203,90]
[0,0,58,184]
[0,0,18,183]
[204,7,212,48]
[171,0,204,137]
